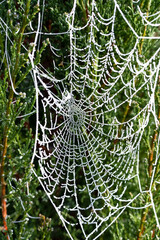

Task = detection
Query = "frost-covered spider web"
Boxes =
[30,0,160,239]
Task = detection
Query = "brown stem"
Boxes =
[137,207,149,240]
[0,90,13,239]
[0,1,31,237]
[148,130,158,177]
[1,135,8,237]
[139,19,148,56]
[139,0,151,55]
[80,0,89,24]
[137,98,160,239]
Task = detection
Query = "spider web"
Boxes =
[29,0,160,239]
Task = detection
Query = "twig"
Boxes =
[0,1,31,238]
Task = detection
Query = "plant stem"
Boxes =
[1,83,14,239]
[79,0,89,24]
[137,105,160,239]
[137,207,149,240]
[148,129,158,177]
[0,1,31,237]
[1,125,9,239]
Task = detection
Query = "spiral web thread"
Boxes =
[1,0,159,239]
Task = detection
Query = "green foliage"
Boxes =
[0,1,53,239]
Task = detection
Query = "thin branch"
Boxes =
[0,1,31,238]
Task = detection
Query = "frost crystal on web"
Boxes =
[30,0,160,239]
